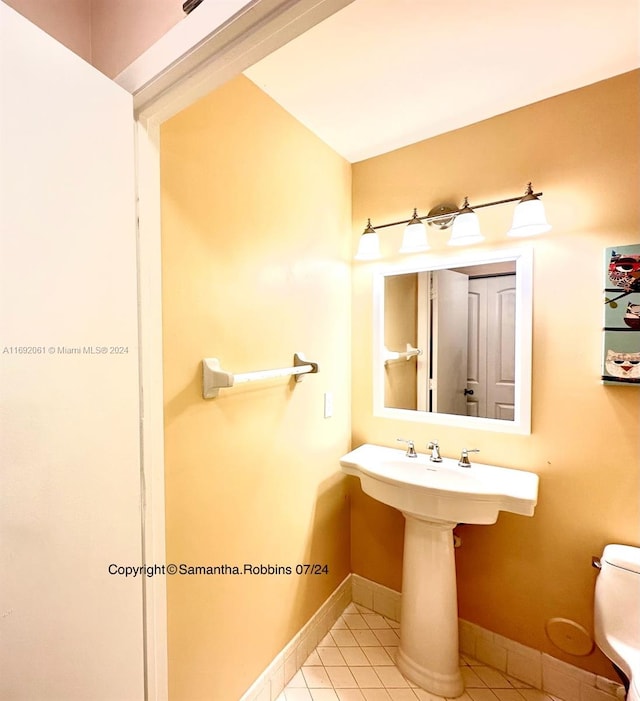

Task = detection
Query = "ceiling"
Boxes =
[244,0,640,163]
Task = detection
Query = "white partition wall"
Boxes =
[0,5,144,699]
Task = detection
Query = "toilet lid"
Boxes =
[603,544,640,574]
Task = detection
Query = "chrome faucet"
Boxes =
[427,440,443,462]
[397,438,418,458]
[458,448,480,467]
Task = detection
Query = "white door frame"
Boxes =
[125,1,355,698]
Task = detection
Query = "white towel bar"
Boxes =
[202,352,318,398]
[383,343,422,364]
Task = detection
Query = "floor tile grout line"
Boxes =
[287,605,540,701]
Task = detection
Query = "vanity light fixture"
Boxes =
[507,182,552,237]
[354,219,381,260]
[399,208,429,253]
[447,197,483,246]
[355,182,550,259]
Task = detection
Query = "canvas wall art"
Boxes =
[603,244,640,385]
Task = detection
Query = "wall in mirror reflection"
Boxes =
[384,261,516,420]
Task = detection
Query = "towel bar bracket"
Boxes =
[292,352,319,381]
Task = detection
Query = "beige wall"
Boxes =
[351,70,640,677]
[160,75,352,700]
[3,0,183,77]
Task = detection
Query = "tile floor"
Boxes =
[276,603,556,701]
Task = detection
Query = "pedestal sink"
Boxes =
[340,443,539,698]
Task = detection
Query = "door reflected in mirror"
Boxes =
[373,250,532,434]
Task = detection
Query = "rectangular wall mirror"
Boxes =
[372,248,533,434]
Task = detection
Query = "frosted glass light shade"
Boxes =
[400,220,429,253]
[508,197,551,237]
[355,231,381,260]
[448,210,483,246]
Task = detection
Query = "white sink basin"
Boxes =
[340,443,538,525]
[340,443,540,697]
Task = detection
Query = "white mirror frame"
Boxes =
[372,247,533,434]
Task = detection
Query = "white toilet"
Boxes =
[594,544,640,701]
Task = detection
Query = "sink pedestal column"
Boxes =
[396,514,464,698]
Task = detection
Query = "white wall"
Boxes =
[0,6,144,698]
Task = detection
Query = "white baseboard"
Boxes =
[351,572,402,622]
[351,574,624,701]
[240,574,352,701]
[240,573,625,701]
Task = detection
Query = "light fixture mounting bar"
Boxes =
[468,191,543,213]
[369,190,543,230]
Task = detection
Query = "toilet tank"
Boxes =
[594,543,640,675]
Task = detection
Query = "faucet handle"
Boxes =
[427,440,443,463]
[458,448,479,467]
[397,438,418,458]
